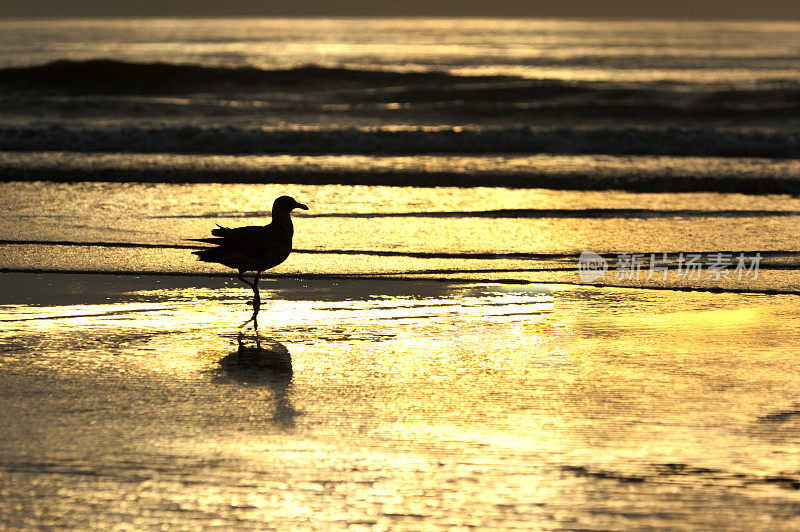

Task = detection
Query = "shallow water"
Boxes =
[2,274,800,529]
[2,182,799,294]
[2,181,800,528]
[8,202,799,532]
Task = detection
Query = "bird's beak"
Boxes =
[296,202,309,211]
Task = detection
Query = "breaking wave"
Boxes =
[3,60,800,120]
[0,59,486,94]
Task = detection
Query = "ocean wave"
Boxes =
[0,59,484,95]
[3,60,800,121]
[2,151,799,193]
[0,124,799,158]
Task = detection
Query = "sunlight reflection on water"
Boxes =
[2,275,800,528]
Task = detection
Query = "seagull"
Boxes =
[189,195,308,324]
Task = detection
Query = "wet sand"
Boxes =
[2,273,800,529]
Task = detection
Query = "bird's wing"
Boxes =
[214,225,268,244]
[187,226,259,247]
[205,224,286,253]
[189,220,294,271]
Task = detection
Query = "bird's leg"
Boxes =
[252,272,261,313]
[240,272,262,330]
[238,270,256,328]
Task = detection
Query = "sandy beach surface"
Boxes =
[2,272,800,529]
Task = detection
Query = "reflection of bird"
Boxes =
[215,333,298,427]
[189,195,308,325]
[219,333,293,375]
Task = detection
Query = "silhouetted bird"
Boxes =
[189,195,308,322]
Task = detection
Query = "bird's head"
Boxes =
[273,195,309,214]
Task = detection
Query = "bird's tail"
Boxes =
[192,247,226,262]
